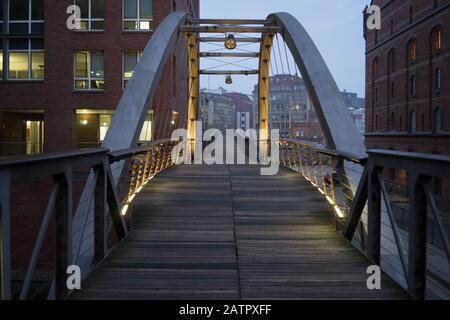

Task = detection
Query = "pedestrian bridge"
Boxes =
[0,12,449,300]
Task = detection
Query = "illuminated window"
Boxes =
[74,0,104,31]
[139,113,153,142]
[9,0,44,34]
[408,39,416,62]
[434,28,442,52]
[123,50,143,88]
[123,0,153,31]
[99,114,111,141]
[8,39,44,80]
[74,51,104,90]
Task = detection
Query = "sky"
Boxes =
[199,0,371,98]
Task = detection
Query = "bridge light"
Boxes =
[225,75,233,85]
[225,34,237,50]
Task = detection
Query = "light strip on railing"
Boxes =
[334,206,344,218]
[121,204,129,216]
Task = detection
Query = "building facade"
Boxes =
[223,92,253,131]
[341,90,366,138]
[252,74,322,142]
[0,0,199,157]
[365,0,449,196]
[199,88,236,134]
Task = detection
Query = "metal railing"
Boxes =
[279,139,450,300]
[0,139,177,300]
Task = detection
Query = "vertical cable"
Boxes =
[275,34,285,75]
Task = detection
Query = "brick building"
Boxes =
[365,0,449,196]
[199,88,236,134]
[0,0,199,156]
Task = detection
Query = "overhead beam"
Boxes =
[180,26,282,34]
[199,70,259,75]
[199,52,259,58]
[199,37,262,43]
[187,19,271,25]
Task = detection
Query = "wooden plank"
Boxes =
[70,164,407,300]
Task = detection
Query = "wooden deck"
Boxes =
[70,164,407,300]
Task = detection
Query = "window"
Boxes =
[410,75,416,96]
[9,0,44,34]
[74,0,104,31]
[8,39,44,79]
[408,39,416,63]
[435,107,442,133]
[435,68,441,91]
[433,27,442,52]
[123,50,142,88]
[74,51,104,90]
[123,0,153,31]
[410,111,416,133]
[0,43,3,80]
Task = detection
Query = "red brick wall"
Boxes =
[365,0,450,155]
[0,0,197,153]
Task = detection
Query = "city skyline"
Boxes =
[199,0,371,97]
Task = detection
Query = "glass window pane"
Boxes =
[75,0,89,19]
[91,0,104,19]
[75,80,88,89]
[10,0,29,20]
[90,20,103,30]
[91,79,104,89]
[78,21,88,30]
[124,20,137,30]
[9,39,29,50]
[9,52,29,79]
[31,51,44,79]
[99,114,111,141]
[124,51,138,78]
[0,52,3,79]
[31,0,44,20]
[91,52,104,78]
[0,0,3,21]
[124,0,137,19]
[75,51,88,78]
[139,20,151,30]
[9,22,29,34]
[140,0,152,19]
[31,39,44,49]
[31,22,44,33]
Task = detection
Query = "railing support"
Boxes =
[0,169,11,300]
[367,164,382,265]
[54,170,73,300]
[407,174,428,300]
[94,163,107,264]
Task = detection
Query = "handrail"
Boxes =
[0,139,177,300]
[281,139,367,164]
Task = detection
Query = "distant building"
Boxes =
[199,88,236,134]
[340,90,366,138]
[224,92,254,131]
[252,74,322,142]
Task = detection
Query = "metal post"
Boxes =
[367,164,382,265]
[54,170,73,300]
[407,174,428,300]
[94,163,107,264]
[0,169,11,300]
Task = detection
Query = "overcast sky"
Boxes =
[199,0,371,98]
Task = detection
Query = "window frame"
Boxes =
[122,50,143,89]
[123,0,153,32]
[8,39,44,80]
[73,0,105,32]
[74,50,105,91]
[8,0,44,34]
